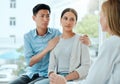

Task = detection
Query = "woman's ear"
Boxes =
[75,21,77,25]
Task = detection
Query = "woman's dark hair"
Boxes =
[33,4,51,16]
[61,8,78,21]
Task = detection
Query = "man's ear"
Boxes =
[60,18,62,26]
[32,15,35,21]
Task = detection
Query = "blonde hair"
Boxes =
[102,0,120,36]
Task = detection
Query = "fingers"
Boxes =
[49,73,57,83]
[56,75,67,84]
[50,36,60,46]
[83,34,88,37]
[53,36,60,42]
[49,74,67,84]
[80,34,91,46]
[80,34,88,39]
[47,36,60,50]
[80,35,87,42]
[50,73,57,79]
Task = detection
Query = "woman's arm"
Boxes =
[48,49,57,75]
[65,71,79,81]
[75,43,91,79]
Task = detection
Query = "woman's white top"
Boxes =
[48,34,91,80]
[81,35,120,84]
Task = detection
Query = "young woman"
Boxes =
[48,8,91,84]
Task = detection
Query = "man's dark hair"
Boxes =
[33,4,51,16]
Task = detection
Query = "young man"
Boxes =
[10,4,90,84]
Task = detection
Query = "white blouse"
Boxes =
[81,35,120,84]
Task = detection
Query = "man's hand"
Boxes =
[29,36,59,66]
[49,73,66,84]
[46,36,60,51]
[80,35,91,46]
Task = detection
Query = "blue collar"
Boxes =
[33,28,52,37]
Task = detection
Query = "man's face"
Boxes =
[33,9,50,29]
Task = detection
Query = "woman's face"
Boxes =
[100,10,108,32]
[60,12,76,32]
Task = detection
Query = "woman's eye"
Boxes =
[70,18,74,21]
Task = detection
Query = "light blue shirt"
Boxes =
[24,28,61,79]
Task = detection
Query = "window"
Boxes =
[10,17,16,26]
[10,0,16,8]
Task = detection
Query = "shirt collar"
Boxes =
[33,28,52,37]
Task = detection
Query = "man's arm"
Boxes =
[29,37,59,66]
[80,35,91,46]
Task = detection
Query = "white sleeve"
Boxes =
[48,50,57,75]
[107,54,120,84]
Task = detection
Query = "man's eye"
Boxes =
[40,15,44,17]
[63,17,67,20]
[46,15,50,18]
